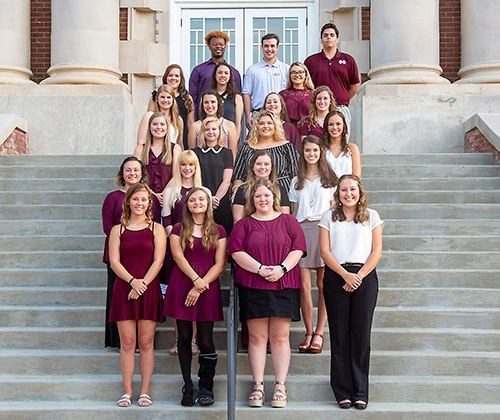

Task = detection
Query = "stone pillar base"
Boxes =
[0,66,35,85]
[41,64,128,87]
[367,64,450,85]
[456,63,500,84]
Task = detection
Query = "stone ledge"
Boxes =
[464,114,500,165]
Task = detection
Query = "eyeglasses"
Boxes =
[290,71,305,76]
[210,43,226,48]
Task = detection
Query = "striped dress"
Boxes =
[232,141,299,191]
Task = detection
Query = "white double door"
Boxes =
[180,8,307,76]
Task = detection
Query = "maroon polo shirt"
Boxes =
[304,50,359,106]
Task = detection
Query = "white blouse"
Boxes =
[289,176,335,223]
[325,149,352,178]
[318,208,384,264]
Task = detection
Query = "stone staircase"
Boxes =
[0,153,499,419]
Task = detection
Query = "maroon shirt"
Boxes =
[304,50,359,106]
[279,88,314,127]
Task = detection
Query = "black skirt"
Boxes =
[237,286,301,322]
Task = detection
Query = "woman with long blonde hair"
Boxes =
[279,62,315,127]
[233,110,298,192]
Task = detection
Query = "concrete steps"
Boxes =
[0,152,499,418]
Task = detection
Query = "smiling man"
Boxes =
[242,34,289,129]
[304,23,359,129]
[189,31,242,119]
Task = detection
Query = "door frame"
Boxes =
[169,0,319,73]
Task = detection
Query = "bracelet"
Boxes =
[257,264,262,275]
[280,264,288,274]
[128,277,135,285]
[192,276,200,283]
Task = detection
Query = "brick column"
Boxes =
[457,0,500,83]
[41,0,124,85]
[0,0,35,84]
[367,0,449,84]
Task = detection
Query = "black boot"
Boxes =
[181,381,194,407]
[195,353,217,406]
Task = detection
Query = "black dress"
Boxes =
[193,146,234,235]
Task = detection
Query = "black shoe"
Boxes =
[353,401,367,410]
[196,388,215,406]
[339,400,352,409]
[181,383,194,407]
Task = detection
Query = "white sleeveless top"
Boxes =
[326,149,352,178]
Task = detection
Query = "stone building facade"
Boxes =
[1,0,499,156]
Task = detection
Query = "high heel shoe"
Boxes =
[298,333,313,353]
[248,381,265,407]
[271,381,287,408]
[181,382,194,407]
[309,333,324,354]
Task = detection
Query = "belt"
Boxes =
[341,263,363,269]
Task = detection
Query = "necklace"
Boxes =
[194,222,204,226]
[305,177,319,208]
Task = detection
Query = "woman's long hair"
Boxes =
[179,187,220,251]
[295,135,338,190]
[155,84,182,141]
[142,112,173,166]
[115,156,149,187]
[247,110,286,146]
[120,183,153,226]
[199,117,224,148]
[263,92,291,124]
[244,178,281,217]
[242,150,278,202]
[169,150,202,208]
[322,110,350,157]
[298,85,337,130]
[286,62,315,90]
[210,62,238,101]
[162,64,194,113]
[199,90,224,120]
[331,174,369,224]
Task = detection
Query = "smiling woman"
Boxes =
[108,183,166,408]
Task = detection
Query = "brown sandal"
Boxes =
[309,333,324,354]
[298,333,313,353]
[249,381,265,407]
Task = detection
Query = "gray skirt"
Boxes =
[299,220,325,269]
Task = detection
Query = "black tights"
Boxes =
[177,320,215,384]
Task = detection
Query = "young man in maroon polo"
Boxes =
[304,23,359,129]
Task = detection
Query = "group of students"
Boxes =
[101,26,383,411]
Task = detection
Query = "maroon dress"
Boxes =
[145,142,176,193]
[109,224,163,323]
[163,224,226,322]
[279,88,314,127]
[161,186,192,284]
[298,120,323,138]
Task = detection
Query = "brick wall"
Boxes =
[0,128,30,155]
[465,128,500,165]
[120,8,129,85]
[439,0,461,83]
[31,0,51,84]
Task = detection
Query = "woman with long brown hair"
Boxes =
[289,136,337,354]
[163,187,227,407]
[298,86,337,139]
[319,175,383,410]
[109,183,166,407]
[148,65,195,150]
